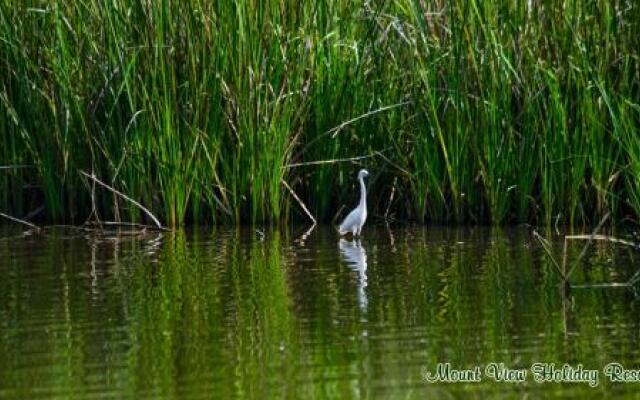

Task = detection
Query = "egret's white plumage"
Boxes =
[338,169,369,237]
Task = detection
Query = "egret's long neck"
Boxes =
[358,176,367,209]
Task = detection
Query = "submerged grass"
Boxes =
[0,0,638,227]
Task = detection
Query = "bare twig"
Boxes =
[23,205,44,221]
[295,223,317,246]
[87,221,170,231]
[532,230,565,279]
[564,234,640,249]
[0,212,41,231]
[285,152,383,169]
[86,167,103,227]
[384,177,397,219]
[0,165,33,170]
[281,179,316,225]
[385,221,396,249]
[565,212,609,278]
[328,101,410,138]
[536,212,640,290]
[561,232,569,277]
[80,170,165,230]
[47,224,95,231]
[295,102,410,158]
[374,150,413,177]
[629,270,640,286]
[332,204,346,226]
[571,283,631,289]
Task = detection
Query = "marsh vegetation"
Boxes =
[1,1,638,227]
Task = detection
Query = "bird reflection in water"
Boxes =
[339,238,368,311]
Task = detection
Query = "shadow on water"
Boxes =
[1,225,640,398]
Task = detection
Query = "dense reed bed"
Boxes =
[1,1,639,227]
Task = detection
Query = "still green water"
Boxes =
[1,225,640,399]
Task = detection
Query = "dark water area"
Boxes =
[1,225,640,399]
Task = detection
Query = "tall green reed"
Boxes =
[0,0,638,226]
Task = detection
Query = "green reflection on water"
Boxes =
[1,226,640,399]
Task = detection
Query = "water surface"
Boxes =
[1,225,640,399]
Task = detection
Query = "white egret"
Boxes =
[338,169,369,237]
